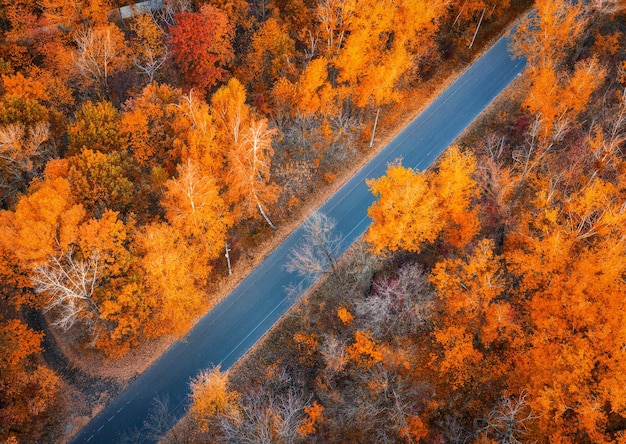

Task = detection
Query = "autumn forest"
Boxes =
[0,0,625,442]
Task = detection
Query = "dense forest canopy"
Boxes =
[0,0,624,442]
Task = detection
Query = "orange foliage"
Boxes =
[333,0,445,108]
[242,17,295,93]
[366,146,480,254]
[0,318,60,441]
[41,0,109,29]
[346,330,383,367]
[297,401,325,437]
[513,0,588,67]
[121,83,187,173]
[212,78,280,223]
[0,177,85,268]
[337,306,353,325]
[163,160,232,260]
[366,163,440,254]
[524,58,606,138]
[137,223,211,339]
[189,366,239,433]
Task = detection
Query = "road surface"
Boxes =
[71,34,526,443]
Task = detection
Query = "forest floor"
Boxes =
[55,3,532,441]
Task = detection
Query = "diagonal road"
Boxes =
[71,34,526,443]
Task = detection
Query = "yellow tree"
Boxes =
[163,160,232,260]
[0,177,84,269]
[430,145,481,248]
[0,176,145,357]
[365,163,440,255]
[41,0,109,29]
[505,171,626,441]
[189,366,240,434]
[523,58,606,140]
[366,147,480,254]
[228,118,279,228]
[121,82,188,173]
[0,318,60,442]
[212,78,280,227]
[240,17,296,101]
[430,240,519,391]
[512,0,588,67]
[129,14,168,84]
[333,0,445,108]
[137,222,211,339]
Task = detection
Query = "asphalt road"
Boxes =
[72,34,526,444]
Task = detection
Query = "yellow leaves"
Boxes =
[330,0,444,108]
[366,147,480,254]
[513,0,588,66]
[0,319,42,369]
[399,415,428,442]
[366,164,440,254]
[77,210,132,277]
[0,317,60,428]
[565,58,606,115]
[297,401,324,437]
[431,239,503,315]
[430,239,520,353]
[137,223,209,339]
[163,160,232,258]
[2,177,85,266]
[433,325,483,389]
[1,72,48,102]
[211,77,249,145]
[190,366,239,433]
[247,18,296,83]
[294,332,320,358]
[523,58,605,139]
[562,177,624,239]
[294,58,330,117]
[433,146,481,248]
[212,86,280,223]
[121,82,186,171]
[346,330,383,367]
[337,306,353,324]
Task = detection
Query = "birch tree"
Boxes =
[32,250,101,331]
[73,24,129,94]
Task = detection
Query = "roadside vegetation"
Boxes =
[175,1,626,443]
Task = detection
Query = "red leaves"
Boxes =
[170,5,234,92]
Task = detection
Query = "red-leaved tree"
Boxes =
[170,5,234,92]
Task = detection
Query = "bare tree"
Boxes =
[0,122,51,204]
[32,250,102,331]
[142,396,180,444]
[285,211,342,280]
[589,0,626,14]
[74,24,128,92]
[320,334,348,374]
[355,263,434,338]
[220,388,307,444]
[241,119,279,229]
[476,391,536,444]
[154,0,192,26]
